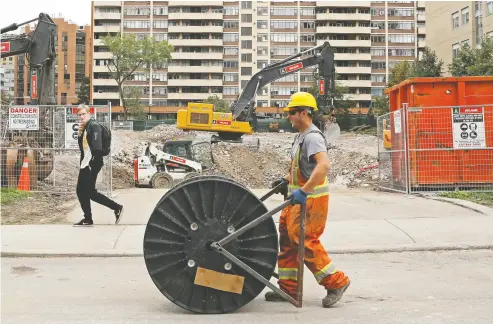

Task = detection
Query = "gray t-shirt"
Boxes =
[290,123,328,180]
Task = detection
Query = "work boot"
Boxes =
[322,281,350,308]
[265,290,291,302]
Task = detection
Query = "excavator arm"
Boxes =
[176,41,337,143]
[1,13,57,105]
[231,41,336,125]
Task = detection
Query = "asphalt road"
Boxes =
[2,250,493,324]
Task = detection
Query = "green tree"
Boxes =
[371,95,390,116]
[124,86,146,120]
[449,36,493,76]
[101,33,173,120]
[203,94,230,113]
[1,90,12,106]
[411,47,444,77]
[387,61,412,87]
[76,76,90,104]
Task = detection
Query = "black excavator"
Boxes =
[176,41,339,143]
[1,13,57,187]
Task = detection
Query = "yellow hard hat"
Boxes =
[283,92,318,112]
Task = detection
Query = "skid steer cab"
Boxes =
[134,140,203,188]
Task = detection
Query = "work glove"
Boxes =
[271,178,289,196]
[289,188,307,205]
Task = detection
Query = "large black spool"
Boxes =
[143,175,279,314]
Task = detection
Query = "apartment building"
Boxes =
[91,0,425,117]
[426,1,493,75]
[370,1,426,97]
[1,58,15,98]
[14,18,92,105]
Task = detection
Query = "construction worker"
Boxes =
[266,92,350,307]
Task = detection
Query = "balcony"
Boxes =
[168,79,222,87]
[168,65,223,73]
[316,26,371,34]
[94,12,121,20]
[93,91,120,99]
[417,1,425,8]
[318,39,371,47]
[417,14,425,21]
[94,25,120,33]
[418,39,426,48]
[316,1,370,7]
[93,79,118,86]
[93,65,110,73]
[171,52,223,60]
[334,53,371,61]
[337,80,372,88]
[167,92,222,100]
[93,39,105,46]
[168,26,223,33]
[168,12,223,20]
[418,26,426,34]
[344,93,372,101]
[168,0,222,5]
[336,66,371,74]
[316,13,371,21]
[168,39,223,46]
[93,1,121,6]
[93,52,113,59]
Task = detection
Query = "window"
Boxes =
[388,22,414,30]
[388,48,415,57]
[270,33,298,43]
[257,61,268,69]
[223,61,239,69]
[270,7,297,16]
[452,11,459,29]
[257,34,268,42]
[387,8,414,17]
[371,21,385,30]
[224,6,239,16]
[300,34,315,42]
[224,21,239,29]
[241,40,252,49]
[224,47,238,55]
[371,48,386,56]
[461,7,469,25]
[223,33,239,42]
[371,75,386,83]
[371,88,384,96]
[452,43,460,58]
[123,20,150,28]
[258,7,268,16]
[271,47,298,56]
[223,73,238,82]
[153,20,167,28]
[223,86,239,95]
[241,1,252,9]
[300,8,315,16]
[301,21,315,29]
[241,53,252,62]
[257,20,268,29]
[372,61,386,69]
[257,46,268,55]
[241,67,252,76]
[488,1,493,15]
[388,34,415,43]
[241,27,252,36]
[241,14,252,22]
[371,8,385,16]
[371,35,386,43]
[271,20,297,29]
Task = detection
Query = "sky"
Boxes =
[1,0,93,32]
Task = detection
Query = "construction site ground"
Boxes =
[2,124,382,224]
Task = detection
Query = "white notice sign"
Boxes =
[452,107,486,149]
[394,110,402,134]
[8,106,39,130]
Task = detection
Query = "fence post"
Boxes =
[109,101,113,198]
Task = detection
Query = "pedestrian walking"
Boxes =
[74,104,123,226]
[266,92,350,307]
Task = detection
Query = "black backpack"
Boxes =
[88,119,111,156]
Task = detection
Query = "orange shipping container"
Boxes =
[384,76,493,191]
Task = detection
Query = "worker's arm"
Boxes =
[301,151,330,193]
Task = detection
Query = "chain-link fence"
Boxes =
[377,104,493,193]
[1,104,113,195]
[377,108,408,193]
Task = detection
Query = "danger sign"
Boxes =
[452,107,486,149]
[9,106,39,130]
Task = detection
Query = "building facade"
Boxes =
[91,0,425,118]
[426,1,493,76]
[13,18,92,105]
[1,58,16,98]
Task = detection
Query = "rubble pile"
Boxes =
[110,124,381,190]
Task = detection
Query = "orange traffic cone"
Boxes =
[17,157,30,191]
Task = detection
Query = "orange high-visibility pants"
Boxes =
[277,195,349,297]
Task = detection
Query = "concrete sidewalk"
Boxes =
[2,188,493,256]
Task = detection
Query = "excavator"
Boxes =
[176,41,338,143]
[0,13,57,188]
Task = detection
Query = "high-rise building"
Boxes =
[370,0,426,97]
[1,58,15,98]
[425,1,493,76]
[91,0,425,118]
[13,18,92,105]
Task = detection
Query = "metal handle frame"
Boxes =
[210,183,307,308]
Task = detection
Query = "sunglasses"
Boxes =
[288,109,306,115]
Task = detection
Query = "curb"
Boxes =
[3,244,492,258]
[426,196,492,215]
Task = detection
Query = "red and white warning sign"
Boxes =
[9,106,40,130]
[0,42,10,53]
